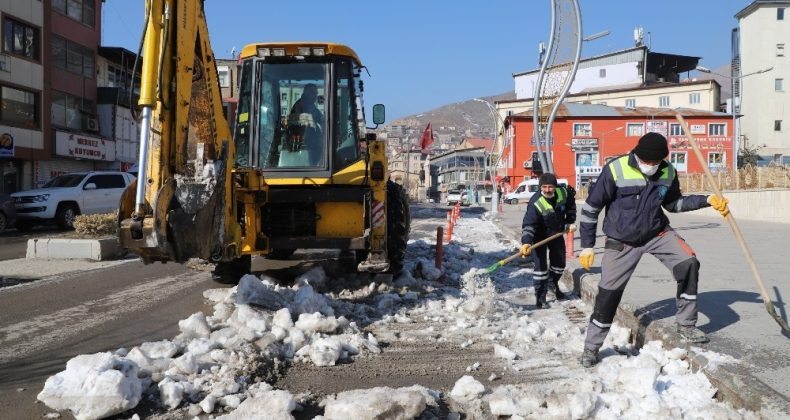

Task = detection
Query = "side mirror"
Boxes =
[372,104,385,125]
[84,183,97,190]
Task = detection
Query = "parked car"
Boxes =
[504,178,569,204]
[0,193,16,233]
[446,187,470,206]
[11,171,136,231]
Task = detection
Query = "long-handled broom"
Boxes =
[675,114,790,334]
[486,225,577,274]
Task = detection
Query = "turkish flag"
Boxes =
[419,122,434,153]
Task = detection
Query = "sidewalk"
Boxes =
[492,202,790,416]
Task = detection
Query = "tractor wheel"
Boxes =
[211,254,251,285]
[386,180,410,273]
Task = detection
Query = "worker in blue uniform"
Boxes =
[577,132,730,368]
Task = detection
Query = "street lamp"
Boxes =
[593,126,623,164]
[473,98,507,214]
[696,65,773,172]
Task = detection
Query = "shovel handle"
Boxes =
[675,115,789,333]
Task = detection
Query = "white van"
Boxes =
[504,178,569,204]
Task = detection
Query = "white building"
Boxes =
[735,0,790,161]
[96,47,141,171]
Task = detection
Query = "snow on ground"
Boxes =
[37,207,758,419]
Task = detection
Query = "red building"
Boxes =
[504,103,733,188]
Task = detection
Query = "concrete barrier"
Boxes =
[694,189,790,224]
[26,238,122,261]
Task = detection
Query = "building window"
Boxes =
[3,17,40,60]
[573,123,592,137]
[626,123,644,137]
[659,96,670,107]
[625,99,636,108]
[779,7,785,20]
[53,0,95,27]
[776,78,784,92]
[599,68,606,78]
[776,120,783,131]
[708,152,725,169]
[51,90,95,130]
[670,152,687,172]
[51,36,94,78]
[218,66,230,88]
[576,152,598,167]
[709,123,726,135]
[689,93,701,104]
[1,84,38,129]
[779,44,786,57]
[669,123,685,136]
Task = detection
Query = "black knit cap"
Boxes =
[633,132,669,161]
[538,172,558,187]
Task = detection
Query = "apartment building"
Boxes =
[42,0,109,187]
[505,103,733,188]
[96,46,140,172]
[0,0,44,193]
[735,1,790,161]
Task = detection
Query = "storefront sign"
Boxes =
[570,138,599,151]
[529,137,554,146]
[669,136,731,150]
[55,131,116,161]
[690,124,706,134]
[647,121,667,136]
[577,166,602,176]
[0,133,13,157]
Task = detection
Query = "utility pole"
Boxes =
[404,137,411,200]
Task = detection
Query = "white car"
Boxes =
[12,171,135,231]
[446,188,469,206]
[504,178,569,204]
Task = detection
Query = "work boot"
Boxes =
[580,349,599,368]
[534,282,548,309]
[551,280,567,300]
[677,324,710,343]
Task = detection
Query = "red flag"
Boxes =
[419,122,434,153]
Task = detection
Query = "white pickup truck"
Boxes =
[11,171,135,231]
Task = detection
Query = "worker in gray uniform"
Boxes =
[577,132,730,368]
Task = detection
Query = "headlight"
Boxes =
[32,194,50,202]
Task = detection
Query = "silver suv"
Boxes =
[12,171,135,231]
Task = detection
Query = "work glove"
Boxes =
[707,195,730,217]
[520,244,532,258]
[565,224,577,233]
[579,248,595,271]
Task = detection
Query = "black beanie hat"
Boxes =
[538,172,558,187]
[633,132,669,161]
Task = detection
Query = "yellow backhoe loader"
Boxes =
[118,0,410,283]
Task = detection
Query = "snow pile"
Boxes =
[37,353,142,420]
[36,212,759,420]
[319,385,438,420]
[38,268,380,419]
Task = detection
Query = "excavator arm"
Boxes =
[118,0,240,263]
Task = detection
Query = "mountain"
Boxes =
[382,91,516,142]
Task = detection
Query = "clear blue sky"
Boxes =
[101,0,747,121]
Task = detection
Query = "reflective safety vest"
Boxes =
[609,155,675,188]
[534,187,567,215]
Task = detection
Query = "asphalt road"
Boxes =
[0,259,224,419]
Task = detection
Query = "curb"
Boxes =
[492,216,789,416]
[559,266,790,416]
[26,237,122,261]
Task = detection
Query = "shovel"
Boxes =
[486,225,577,274]
[675,114,790,334]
